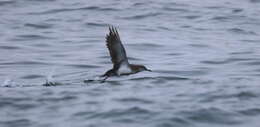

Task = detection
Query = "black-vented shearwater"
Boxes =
[101,26,151,80]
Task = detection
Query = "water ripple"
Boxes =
[238,108,260,116]
[87,106,154,120]
[0,119,32,127]
[182,107,242,125]
[241,60,260,66]
[86,22,109,27]
[156,70,209,76]
[0,97,37,110]
[20,74,45,79]
[11,34,54,41]
[156,116,191,127]
[29,6,119,15]
[0,0,15,6]
[114,97,154,104]
[0,45,20,50]
[129,76,189,81]
[211,16,229,21]
[162,7,189,12]
[37,96,77,103]
[228,28,257,35]
[66,64,100,69]
[250,0,260,3]
[24,23,53,29]
[121,12,162,20]
[200,90,258,103]
[232,8,243,13]
[201,57,257,65]
[0,61,51,66]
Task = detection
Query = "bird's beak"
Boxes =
[146,69,152,72]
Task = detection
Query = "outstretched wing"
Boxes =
[106,26,129,66]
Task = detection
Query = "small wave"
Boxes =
[228,28,257,35]
[41,0,56,1]
[0,96,37,110]
[36,95,77,102]
[114,97,154,104]
[241,39,260,43]
[156,116,191,127]
[232,8,243,13]
[182,107,242,125]
[86,22,108,27]
[188,44,210,48]
[227,58,256,63]
[192,79,214,85]
[157,26,172,31]
[0,61,51,66]
[206,6,221,9]
[12,34,54,41]
[230,51,253,55]
[29,6,119,15]
[20,74,45,79]
[104,80,124,85]
[139,28,157,32]
[121,12,162,20]
[133,2,146,6]
[130,76,189,81]
[201,57,256,65]
[200,91,258,103]
[183,15,201,20]
[0,119,32,127]
[241,60,260,66]
[73,111,96,118]
[66,64,100,69]
[201,60,231,65]
[28,7,97,15]
[162,7,189,13]
[157,76,189,81]
[86,106,154,119]
[236,91,258,99]
[211,16,229,21]
[0,45,20,50]
[0,0,15,6]
[165,52,183,56]
[72,106,155,124]
[128,43,164,48]
[238,108,260,116]
[24,23,53,29]
[250,0,260,3]
[157,70,208,77]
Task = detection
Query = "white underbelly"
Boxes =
[117,65,131,75]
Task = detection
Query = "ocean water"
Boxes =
[1,0,260,127]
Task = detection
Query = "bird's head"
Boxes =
[133,65,152,72]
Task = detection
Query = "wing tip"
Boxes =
[106,25,120,41]
[108,25,119,34]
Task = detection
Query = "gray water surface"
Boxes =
[1,0,260,127]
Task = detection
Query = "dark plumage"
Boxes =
[102,26,151,79]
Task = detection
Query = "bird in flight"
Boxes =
[101,26,151,80]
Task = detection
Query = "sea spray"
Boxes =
[2,78,14,87]
[43,67,62,86]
